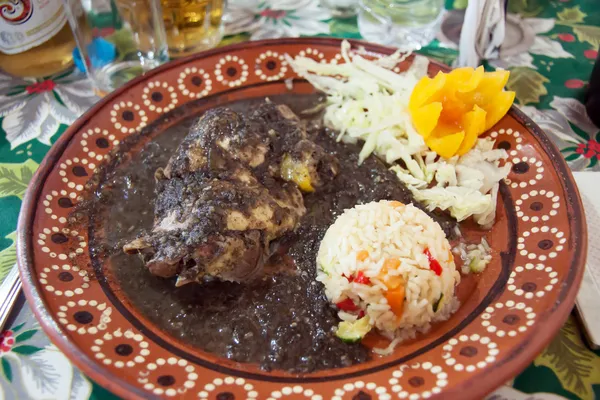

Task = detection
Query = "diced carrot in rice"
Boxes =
[386,286,406,318]
[356,250,369,261]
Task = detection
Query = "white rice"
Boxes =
[316,200,461,353]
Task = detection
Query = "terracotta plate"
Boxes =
[17,38,587,400]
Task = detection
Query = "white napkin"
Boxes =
[574,171,600,348]
[458,0,506,67]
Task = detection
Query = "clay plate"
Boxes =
[17,38,587,400]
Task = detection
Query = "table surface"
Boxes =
[1,0,599,399]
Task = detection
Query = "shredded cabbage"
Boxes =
[288,41,511,227]
[403,139,511,228]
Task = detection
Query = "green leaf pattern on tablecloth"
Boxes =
[507,0,543,18]
[1,358,11,383]
[0,232,16,285]
[557,6,587,24]
[452,0,468,10]
[11,345,43,355]
[507,67,549,105]
[534,317,600,400]
[571,25,600,49]
[328,18,361,38]
[0,157,39,286]
[15,330,38,344]
[0,159,37,200]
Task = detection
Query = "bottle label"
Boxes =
[0,0,67,55]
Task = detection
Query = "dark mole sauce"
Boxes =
[87,94,455,373]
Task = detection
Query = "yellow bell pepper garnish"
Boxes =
[409,66,516,158]
[280,153,314,192]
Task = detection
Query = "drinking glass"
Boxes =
[161,0,224,58]
[63,0,169,95]
[320,0,358,18]
[358,0,445,51]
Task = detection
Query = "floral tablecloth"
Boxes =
[0,0,599,398]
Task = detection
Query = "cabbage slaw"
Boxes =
[288,40,511,227]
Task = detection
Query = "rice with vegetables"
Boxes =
[317,200,460,353]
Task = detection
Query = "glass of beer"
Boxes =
[63,0,169,95]
[358,0,445,51]
[161,0,224,58]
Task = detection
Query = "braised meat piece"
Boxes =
[124,103,339,284]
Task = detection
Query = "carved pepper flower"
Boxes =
[409,67,516,158]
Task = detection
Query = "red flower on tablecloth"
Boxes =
[564,79,585,89]
[259,9,286,18]
[25,80,57,94]
[575,140,600,159]
[0,68,98,150]
[557,33,575,42]
[0,331,14,353]
[0,319,93,398]
[584,49,598,60]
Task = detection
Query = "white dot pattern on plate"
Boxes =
[299,48,326,63]
[442,335,499,372]
[197,376,257,399]
[255,50,288,81]
[515,189,561,222]
[509,156,544,189]
[507,263,559,298]
[389,363,448,399]
[214,55,249,87]
[91,329,149,368]
[489,128,523,155]
[138,357,197,396]
[329,381,389,400]
[80,128,119,162]
[480,301,536,337]
[109,101,148,134]
[37,227,86,260]
[517,227,566,261]
[56,299,112,335]
[39,264,89,297]
[142,81,178,113]
[178,67,212,98]
[267,385,323,400]
[41,189,79,221]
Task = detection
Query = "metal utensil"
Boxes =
[0,265,21,332]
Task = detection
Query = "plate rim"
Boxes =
[16,37,588,400]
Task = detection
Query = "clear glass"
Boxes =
[63,0,169,95]
[161,0,224,58]
[358,0,444,51]
[320,0,358,18]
